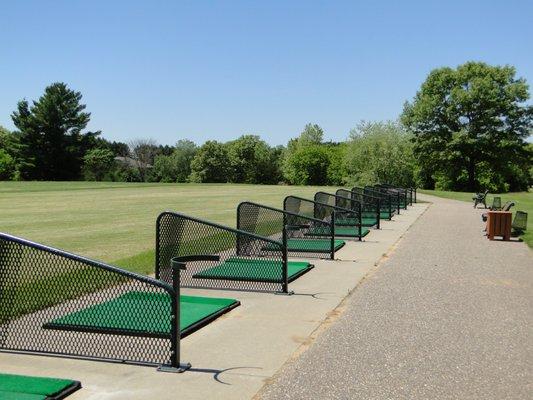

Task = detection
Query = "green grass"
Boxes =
[419,189,533,247]
[0,181,335,275]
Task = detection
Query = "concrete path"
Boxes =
[259,195,533,399]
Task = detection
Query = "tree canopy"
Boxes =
[189,140,232,183]
[345,121,416,187]
[401,61,533,191]
[11,82,100,180]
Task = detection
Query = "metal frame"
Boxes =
[367,185,404,212]
[283,195,364,239]
[360,186,399,216]
[156,211,309,294]
[314,191,381,229]
[335,189,382,228]
[0,232,194,371]
[237,201,338,260]
[375,184,412,207]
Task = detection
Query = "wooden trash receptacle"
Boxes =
[486,211,512,241]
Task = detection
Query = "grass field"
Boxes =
[419,189,533,247]
[0,182,335,275]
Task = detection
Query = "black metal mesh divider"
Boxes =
[374,185,408,209]
[0,232,181,369]
[336,189,382,228]
[377,184,413,206]
[156,211,293,293]
[237,202,337,260]
[366,185,402,213]
[283,195,364,239]
[313,192,367,237]
[355,186,394,218]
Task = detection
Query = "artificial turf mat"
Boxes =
[362,211,393,219]
[193,257,313,282]
[265,238,345,252]
[305,226,370,237]
[335,217,378,227]
[43,292,239,338]
[0,373,81,400]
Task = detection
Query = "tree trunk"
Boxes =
[467,158,476,191]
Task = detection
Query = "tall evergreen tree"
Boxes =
[11,82,99,180]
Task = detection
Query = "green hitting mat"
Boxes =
[363,211,393,219]
[43,292,239,338]
[0,373,81,400]
[305,226,369,237]
[265,238,345,252]
[335,217,378,227]
[193,257,313,282]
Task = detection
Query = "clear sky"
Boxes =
[1,0,532,145]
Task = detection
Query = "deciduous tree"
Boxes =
[401,62,533,191]
[189,140,231,182]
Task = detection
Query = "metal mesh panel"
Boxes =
[374,184,410,208]
[366,185,402,213]
[283,195,363,238]
[314,192,368,230]
[237,202,335,259]
[336,189,382,228]
[0,233,175,367]
[156,211,289,293]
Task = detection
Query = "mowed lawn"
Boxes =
[419,189,533,247]
[0,181,335,274]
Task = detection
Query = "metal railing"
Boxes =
[0,232,185,370]
[237,201,338,260]
[283,195,364,239]
[336,189,382,227]
[156,211,292,293]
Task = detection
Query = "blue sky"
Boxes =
[1,0,532,145]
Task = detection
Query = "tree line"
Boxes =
[1,62,531,192]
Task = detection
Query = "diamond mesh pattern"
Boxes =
[378,184,414,205]
[156,211,289,293]
[283,195,363,239]
[365,186,403,213]
[337,188,383,226]
[374,184,413,210]
[0,233,175,367]
[236,202,336,259]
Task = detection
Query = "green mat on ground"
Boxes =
[335,217,378,227]
[43,292,239,338]
[0,373,81,400]
[264,238,345,252]
[362,211,392,219]
[193,257,313,282]
[306,225,369,237]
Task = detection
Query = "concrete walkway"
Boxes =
[259,195,533,399]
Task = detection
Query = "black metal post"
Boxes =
[376,199,381,229]
[414,188,417,203]
[158,260,191,373]
[396,192,401,214]
[358,203,362,241]
[330,210,336,260]
[282,225,289,293]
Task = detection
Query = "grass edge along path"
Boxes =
[419,189,532,248]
